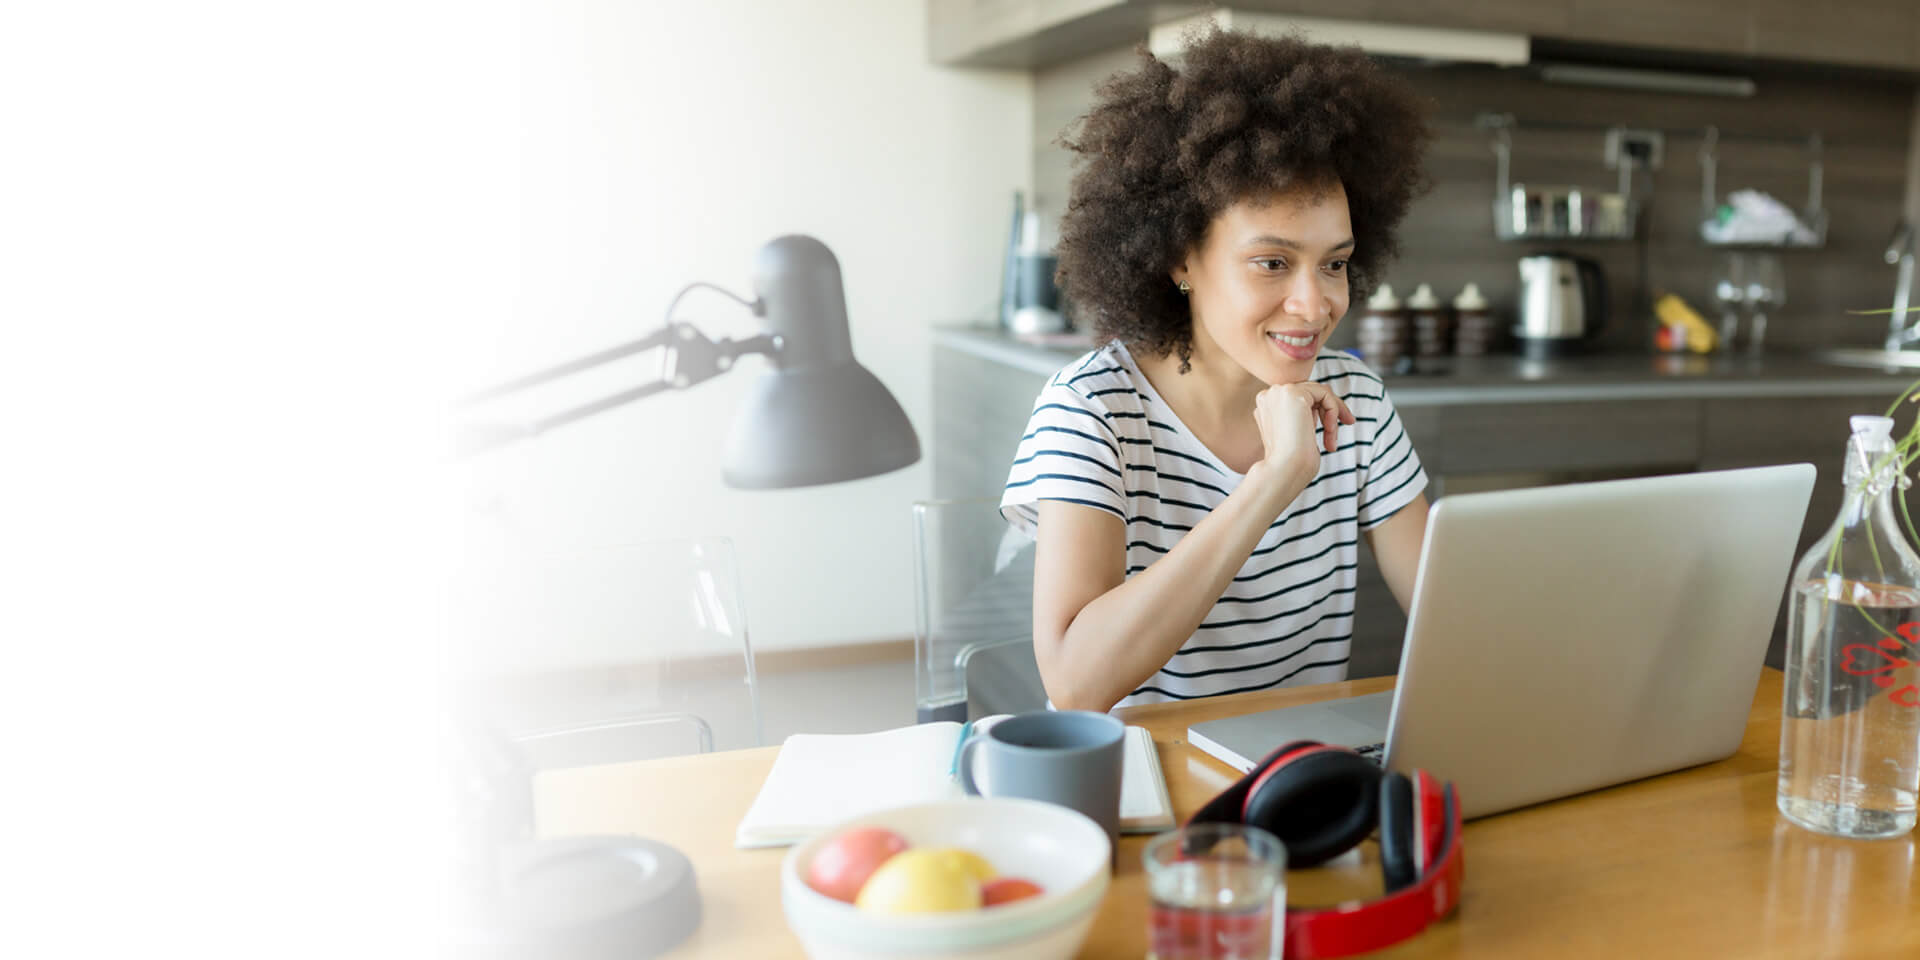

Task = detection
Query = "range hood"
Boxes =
[1148,10,1530,67]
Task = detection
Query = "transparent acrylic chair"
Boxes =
[912,498,1049,722]
[452,535,763,770]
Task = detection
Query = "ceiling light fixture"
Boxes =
[1539,64,1755,98]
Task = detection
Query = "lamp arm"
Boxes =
[518,328,780,438]
[460,282,764,406]
[455,280,782,458]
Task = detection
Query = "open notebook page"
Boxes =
[735,724,966,847]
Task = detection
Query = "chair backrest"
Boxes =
[961,632,1048,719]
[453,535,762,769]
[912,499,1048,722]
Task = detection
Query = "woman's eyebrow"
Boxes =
[1242,235,1356,252]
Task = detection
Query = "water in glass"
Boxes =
[1147,858,1283,960]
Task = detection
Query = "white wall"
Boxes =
[458,1,1032,655]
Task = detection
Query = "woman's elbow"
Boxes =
[1033,639,1117,713]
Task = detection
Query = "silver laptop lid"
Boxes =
[1386,464,1816,817]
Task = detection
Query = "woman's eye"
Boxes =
[1327,260,1349,273]
[1254,258,1287,272]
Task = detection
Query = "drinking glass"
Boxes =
[1744,254,1784,354]
[1144,823,1287,960]
[1710,253,1747,351]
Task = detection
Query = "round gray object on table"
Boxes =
[456,835,701,960]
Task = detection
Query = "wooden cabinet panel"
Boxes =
[1398,404,1442,465]
[1564,0,1751,57]
[1749,0,1916,70]
[1698,392,1908,565]
[1699,395,1899,469]
[1431,399,1700,476]
[1700,394,1910,670]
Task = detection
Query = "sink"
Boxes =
[1814,348,1920,370]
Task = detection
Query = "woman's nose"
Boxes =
[1282,273,1328,319]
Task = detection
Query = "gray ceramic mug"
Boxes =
[957,710,1124,854]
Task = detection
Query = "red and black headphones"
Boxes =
[1187,740,1466,959]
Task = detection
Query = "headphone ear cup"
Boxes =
[1377,771,1417,894]
[1241,749,1381,868]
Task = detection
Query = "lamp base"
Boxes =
[451,836,700,960]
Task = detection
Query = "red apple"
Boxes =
[805,827,909,903]
[981,876,1045,907]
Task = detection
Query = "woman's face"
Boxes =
[1171,182,1354,386]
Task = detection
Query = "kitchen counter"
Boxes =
[935,325,1918,406]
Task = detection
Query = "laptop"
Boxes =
[1187,464,1817,819]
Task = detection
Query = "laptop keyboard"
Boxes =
[1354,741,1386,765]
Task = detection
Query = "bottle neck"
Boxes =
[1840,437,1905,528]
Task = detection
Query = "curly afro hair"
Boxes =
[1055,27,1432,369]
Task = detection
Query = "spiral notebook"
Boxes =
[735,717,1174,848]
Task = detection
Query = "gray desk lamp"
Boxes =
[460,233,920,488]
[451,234,918,959]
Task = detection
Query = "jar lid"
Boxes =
[1366,283,1401,311]
[1405,283,1441,310]
[1453,282,1488,311]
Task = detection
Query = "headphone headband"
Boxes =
[1285,783,1464,959]
[1185,740,1465,960]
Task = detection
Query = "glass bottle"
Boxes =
[1778,415,1920,838]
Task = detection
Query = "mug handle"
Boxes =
[957,734,989,796]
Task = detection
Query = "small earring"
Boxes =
[1177,281,1191,295]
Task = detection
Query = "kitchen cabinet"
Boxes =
[929,0,1920,73]
[1564,0,1749,59]
[927,0,1203,70]
[1427,399,1699,476]
[1747,0,1917,72]
[1196,0,1573,37]
[1699,395,1912,667]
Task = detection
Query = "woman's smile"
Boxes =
[1267,329,1321,360]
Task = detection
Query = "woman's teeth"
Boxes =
[1269,332,1315,347]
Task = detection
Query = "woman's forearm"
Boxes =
[1041,462,1308,712]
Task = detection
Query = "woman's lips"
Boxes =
[1267,330,1318,361]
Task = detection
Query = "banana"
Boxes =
[1654,293,1718,353]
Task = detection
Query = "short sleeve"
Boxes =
[1353,384,1429,530]
[999,379,1127,537]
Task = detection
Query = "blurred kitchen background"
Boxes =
[463,1,1920,749]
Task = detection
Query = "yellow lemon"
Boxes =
[854,849,984,914]
[924,847,997,883]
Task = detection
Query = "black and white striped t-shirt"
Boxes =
[1000,340,1428,709]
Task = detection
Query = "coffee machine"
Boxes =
[1514,253,1607,356]
[1000,191,1067,335]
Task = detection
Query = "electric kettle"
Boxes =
[1515,253,1607,356]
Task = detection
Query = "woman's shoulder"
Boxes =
[1309,351,1387,401]
[1040,341,1141,408]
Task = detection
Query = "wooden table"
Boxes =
[534,669,1918,958]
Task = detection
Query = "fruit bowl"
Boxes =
[780,797,1112,960]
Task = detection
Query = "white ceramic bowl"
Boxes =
[780,797,1112,960]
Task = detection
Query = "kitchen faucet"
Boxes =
[1887,219,1916,352]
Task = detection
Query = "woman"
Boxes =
[1001,28,1435,712]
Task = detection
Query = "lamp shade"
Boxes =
[722,235,920,488]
